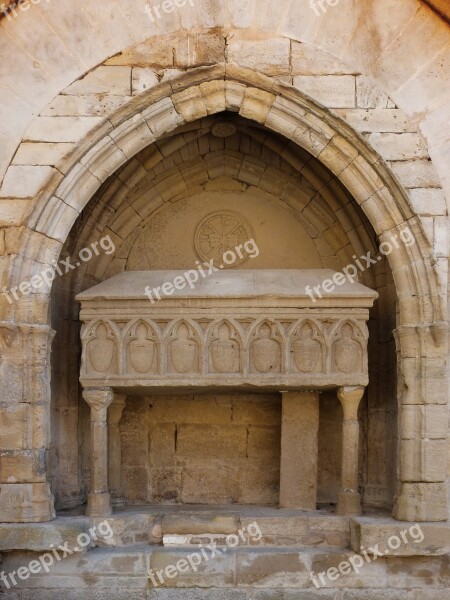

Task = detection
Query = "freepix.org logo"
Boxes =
[144,0,195,22]
[144,239,260,304]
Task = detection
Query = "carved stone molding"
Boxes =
[77,270,378,392]
[80,315,370,389]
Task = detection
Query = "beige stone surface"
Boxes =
[279,392,320,510]
[0,6,448,588]
[350,517,450,556]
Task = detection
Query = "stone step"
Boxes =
[98,508,351,549]
[0,544,449,598]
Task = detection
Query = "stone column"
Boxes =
[83,387,114,517]
[337,386,365,516]
[108,394,126,507]
[280,391,320,510]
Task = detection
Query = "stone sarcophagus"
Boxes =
[77,270,378,518]
[77,270,378,392]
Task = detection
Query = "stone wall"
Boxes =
[118,393,282,506]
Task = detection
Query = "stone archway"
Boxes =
[0,69,447,523]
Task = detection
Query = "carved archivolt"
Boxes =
[81,317,367,379]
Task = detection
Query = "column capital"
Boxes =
[83,388,114,417]
[337,386,365,421]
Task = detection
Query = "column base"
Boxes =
[87,492,112,517]
[337,490,362,516]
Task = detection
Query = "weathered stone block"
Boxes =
[350,517,450,556]
[394,482,448,522]
[236,549,309,587]
[176,425,247,459]
[105,37,174,67]
[200,80,226,114]
[149,395,232,424]
[401,439,448,482]
[24,116,107,143]
[172,87,208,122]
[12,142,76,167]
[240,88,275,123]
[174,32,226,68]
[148,590,247,600]
[232,396,280,424]
[334,109,416,133]
[293,76,356,108]
[311,551,388,588]
[356,76,396,109]
[63,67,132,96]
[0,165,58,198]
[228,37,291,77]
[408,188,447,215]
[132,68,159,96]
[385,555,449,589]
[181,466,238,504]
[149,423,176,466]
[247,427,280,458]
[390,160,441,189]
[0,198,31,226]
[366,133,428,160]
[0,518,90,551]
[280,392,319,510]
[150,467,182,503]
[162,514,238,536]
[237,467,279,505]
[0,482,54,522]
[0,449,46,483]
[0,404,28,449]
[291,42,352,75]
[401,405,448,439]
[149,547,235,587]
[142,98,184,138]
